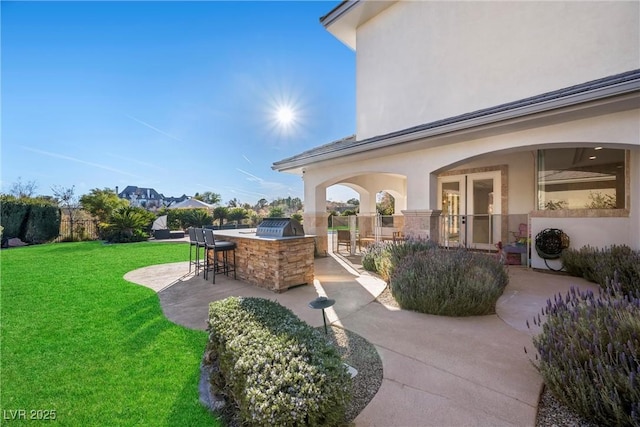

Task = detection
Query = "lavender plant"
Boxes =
[561,245,640,295]
[389,248,508,316]
[529,276,640,426]
[362,238,438,281]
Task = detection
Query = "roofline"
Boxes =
[319,1,360,28]
[272,70,640,172]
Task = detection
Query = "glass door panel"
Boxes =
[439,178,465,246]
[439,171,501,249]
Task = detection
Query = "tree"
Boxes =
[227,207,248,224]
[10,177,38,199]
[213,206,228,226]
[347,198,360,206]
[102,206,155,243]
[52,185,79,241]
[194,191,221,205]
[183,209,213,228]
[268,206,285,218]
[376,191,394,215]
[80,188,129,223]
[227,198,239,208]
[255,198,268,210]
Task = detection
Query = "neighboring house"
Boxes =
[117,186,187,210]
[272,0,640,269]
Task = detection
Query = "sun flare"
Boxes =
[276,106,295,126]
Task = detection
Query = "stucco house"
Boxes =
[273,0,640,269]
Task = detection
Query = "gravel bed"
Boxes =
[536,388,600,427]
[322,325,384,423]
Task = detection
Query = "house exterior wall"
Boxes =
[356,1,640,139]
[530,217,633,270]
[301,108,639,250]
[446,152,536,215]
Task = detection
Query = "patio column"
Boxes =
[402,210,442,242]
[303,211,329,256]
[403,172,440,241]
[303,181,329,256]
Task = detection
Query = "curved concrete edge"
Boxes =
[124,258,591,426]
[123,256,388,331]
[123,261,192,293]
[496,266,601,336]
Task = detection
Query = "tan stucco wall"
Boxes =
[355,1,640,139]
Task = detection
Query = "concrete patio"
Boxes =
[124,251,599,427]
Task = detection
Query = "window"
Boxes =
[537,148,626,210]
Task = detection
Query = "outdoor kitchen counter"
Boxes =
[210,229,315,293]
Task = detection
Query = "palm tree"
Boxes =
[213,206,228,227]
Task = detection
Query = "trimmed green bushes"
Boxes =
[531,279,640,426]
[562,245,640,294]
[0,196,60,243]
[206,297,351,426]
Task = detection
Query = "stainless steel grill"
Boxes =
[255,218,305,238]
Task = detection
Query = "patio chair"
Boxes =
[336,230,351,253]
[202,228,236,284]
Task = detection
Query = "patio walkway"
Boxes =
[124,252,599,427]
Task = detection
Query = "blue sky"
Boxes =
[1,1,358,204]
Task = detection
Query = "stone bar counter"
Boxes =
[209,229,315,293]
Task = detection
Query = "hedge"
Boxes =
[0,197,60,243]
[206,297,351,426]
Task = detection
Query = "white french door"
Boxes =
[438,171,501,249]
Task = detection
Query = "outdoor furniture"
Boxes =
[504,223,528,265]
[203,228,236,284]
[152,229,171,240]
[336,230,352,253]
[188,228,200,274]
[194,228,207,276]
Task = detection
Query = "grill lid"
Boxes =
[255,217,305,238]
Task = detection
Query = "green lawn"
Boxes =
[1,241,219,426]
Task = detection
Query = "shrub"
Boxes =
[0,196,61,243]
[362,239,438,281]
[562,245,640,295]
[389,248,508,316]
[361,242,385,273]
[530,277,640,426]
[24,204,61,243]
[206,297,351,426]
[101,206,155,243]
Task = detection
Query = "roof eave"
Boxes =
[320,1,397,51]
[272,77,640,173]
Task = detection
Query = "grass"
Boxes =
[1,241,219,426]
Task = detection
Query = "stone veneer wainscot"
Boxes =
[209,229,315,293]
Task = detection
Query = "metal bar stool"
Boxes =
[203,228,236,284]
[194,228,207,276]
[188,227,200,274]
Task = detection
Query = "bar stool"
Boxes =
[188,227,200,273]
[194,228,207,276]
[203,228,236,284]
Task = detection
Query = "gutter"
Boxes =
[319,1,360,28]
